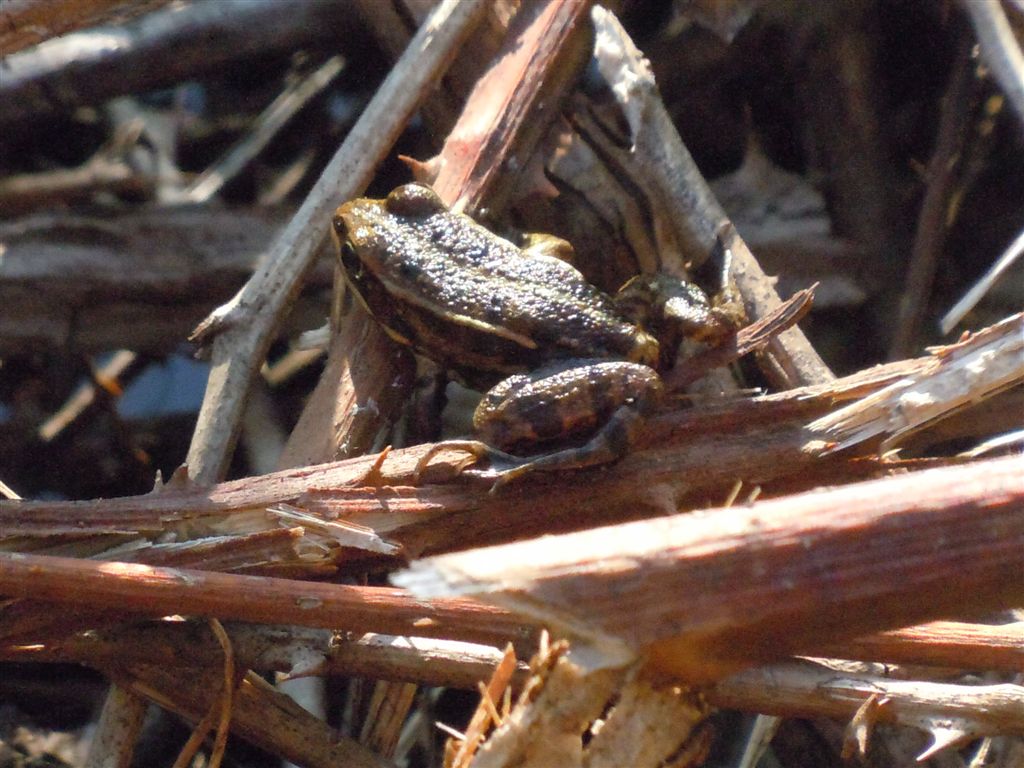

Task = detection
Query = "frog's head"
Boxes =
[332,183,447,275]
[332,183,450,347]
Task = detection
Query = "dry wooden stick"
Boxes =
[0,152,154,216]
[0,393,860,555]
[0,207,323,355]
[941,225,1024,334]
[394,454,1024,683]
[11,617,1020,691]
[184,55,346,204]
[817,620,1024,673]
[428,0,593,214]
[351,0,516,142]
[889,33,975,359]
[4,334,986,563]
[0,0,352,126]
[707,659,1024,760]
[4,621,529,696]
[112,666,392,768]
[0,550,535,651]
[37,350,140,443]
[578,7,833,388]
[12,619,1023,758]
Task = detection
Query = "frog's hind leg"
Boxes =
[415,361,661,491]
[486,400,647,492]
[413,401,647,492]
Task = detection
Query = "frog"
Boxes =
[333,182,739,489]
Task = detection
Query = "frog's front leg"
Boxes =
[415,360,662,490]
[614,274,743,371]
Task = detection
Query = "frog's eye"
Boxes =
[386,183,445,217]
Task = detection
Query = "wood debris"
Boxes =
[1,1,1022,766]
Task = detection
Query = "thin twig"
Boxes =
[889,33,975,359]
[708,659,1024,761]
[37,350,139,443]
[962,0,1024,127]
[0,551,535,650]
[941,225,1024,333]
[183,56,346,204]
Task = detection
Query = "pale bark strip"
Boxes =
[809,313,1024,451]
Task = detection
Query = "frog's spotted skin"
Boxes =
[336,186,658,384]
[333,183,732,486]
[473,360,662,452]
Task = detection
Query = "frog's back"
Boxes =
[387,215,651,373]
[336,184,658,384]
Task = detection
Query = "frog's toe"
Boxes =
[413,440,506,483]
[487,462,537,493]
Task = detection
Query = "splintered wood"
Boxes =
[808,313,1024,451]
[449,641,711,768]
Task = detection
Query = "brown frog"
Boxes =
[333,182,736,488]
